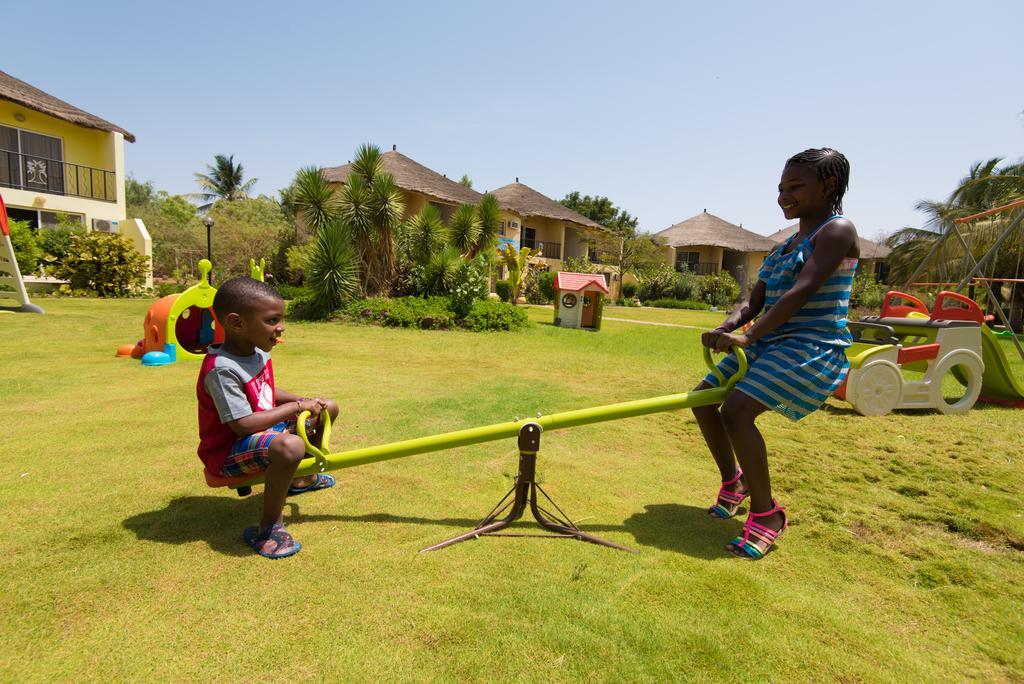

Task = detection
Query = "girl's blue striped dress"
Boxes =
[704,215,858,420]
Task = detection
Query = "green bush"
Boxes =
[671,271,700,301]
[621,282,637,299]
[644,298,712,310]
[7,219,41,275]
[562,255,598,274]
[495,280,512,303]
[637,264,678,301]
[461,299,529,332]
[343,296,456,329]
[449,258,490,317]
[851,271,888,311]
[699,272,740,307]
[53,232,149,296]
[522,270,549,304]
[275,283,310,301]
[37,227,85,269]
[537,271,557,301]
[155,281,186,297]
[285,241,315,284]
[207,196,293,280]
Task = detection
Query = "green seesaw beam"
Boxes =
[227,347,745,487]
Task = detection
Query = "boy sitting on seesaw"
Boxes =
[197,277,339,559]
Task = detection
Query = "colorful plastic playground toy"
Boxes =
[837,290,1024,415]
[117,259,223,366]
[0,191,43,314]
[249,258,265,281]
[203,346,748,553]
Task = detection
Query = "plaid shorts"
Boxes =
[220,418,316,477]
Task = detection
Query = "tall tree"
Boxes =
[560,191,660,292]
[289,166,340,236]
[886,157,1024,286]
[560,192,639,233]
[337,144,405,295]
[192,154,257,210]
[471,193,502,259]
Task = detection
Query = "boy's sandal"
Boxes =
[708,469,749,519]
[287,473,335,496]
[727,500,787,559]
[244,523,302,559]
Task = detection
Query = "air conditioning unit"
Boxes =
[92,218,119,233]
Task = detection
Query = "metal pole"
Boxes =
[950,227,1024,361]
[956,210,1024,290]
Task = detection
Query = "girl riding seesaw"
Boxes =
[694,148,860,559]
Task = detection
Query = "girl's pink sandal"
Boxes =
[728,500,787,559]
[708,469,749,519]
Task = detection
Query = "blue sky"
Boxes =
[5,1,1021,239]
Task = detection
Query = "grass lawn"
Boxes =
[3,299,1023,681]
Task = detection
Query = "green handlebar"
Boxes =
[703,345,747,391]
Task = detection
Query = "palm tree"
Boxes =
[447,204,481,256]
[337,144,405,295]
[192,154,257,210]
[471,193,502,259]
[401,204,447,266]
[419,246,463,295]
[886,158,1024,286]
[306,217,360,319]
[290,166,339,236]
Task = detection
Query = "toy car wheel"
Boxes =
[850,361,902,416]
[928,351,983,415]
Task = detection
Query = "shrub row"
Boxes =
[339,296,528,332]
[643,298,712,310]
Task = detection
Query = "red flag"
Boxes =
[0,190,8,236]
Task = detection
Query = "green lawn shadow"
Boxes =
[122,496,350,557]
[124,498,737,560]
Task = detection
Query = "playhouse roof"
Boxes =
[555,272,609,294]
[0,70,136,142]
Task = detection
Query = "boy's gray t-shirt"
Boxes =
[204,346,273,423]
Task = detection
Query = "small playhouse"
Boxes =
[553,272,608,330]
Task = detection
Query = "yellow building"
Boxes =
[490,181,621,293]
[0,70,151,286]
[653,210,775,295]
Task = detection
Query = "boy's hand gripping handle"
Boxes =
[296,410,333,472]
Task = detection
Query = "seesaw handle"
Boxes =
[296,409,331,471]
[703,345,748,391]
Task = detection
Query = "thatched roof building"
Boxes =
[0,70,135,142]
[767,224,892,259]
[654,211,776,251]
[489,182,607,232]
[323,149,482,206]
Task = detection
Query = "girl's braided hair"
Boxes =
[786,148,850,215]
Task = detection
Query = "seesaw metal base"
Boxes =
[421,422,637,553]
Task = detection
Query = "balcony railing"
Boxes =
[0,150,117,202]
[522,239,562,259]
[676,262,719,275]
